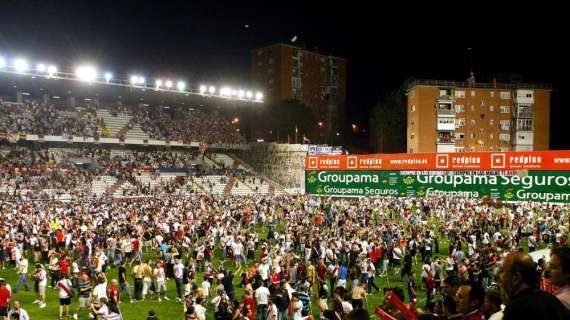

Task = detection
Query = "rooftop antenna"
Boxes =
[467,47,475,84]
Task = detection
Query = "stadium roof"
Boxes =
[0,73,262,110]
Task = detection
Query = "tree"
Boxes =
[369,80,411,153]
[266,99,317,143]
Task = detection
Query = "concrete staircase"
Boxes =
[106,179,125,196]
[224,177,236,194]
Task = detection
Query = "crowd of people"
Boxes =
[0,189,568,319]
[0,99,99,138]
[0,95,246,145]
[133,107,245,145]
[0,144,262,201]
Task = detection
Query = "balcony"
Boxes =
[437,132,455,144]
[513,132,533,145]
[514,90,534,104]
[437,144,456,153]
[437,119,456,131]
[515,107,533,118]
[437,104,455,117]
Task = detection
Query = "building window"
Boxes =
[471,119,476,125]
[490,119,494,126]
[517,119,533,131]
[454,133,465,141]
[410,105,416,112]
[409,148,414,153]
[479,142,485,148]
[470,147,475,152]
[455,104,465,113]
[454,90,465,99]
[489,133,494,139]
[470,133,476,139]
[456,118,466,127]
[481,100,486,106]
[471,90,476,97]
[257,61,263,66]
[267,68,274,74]
[500,91,511,100]
[489,105,494,112]
[489,146,494,151]
[499,134,511,142]
[455,147,465,152]
[471,104,475,112]
[268,78,274,84]
[500,120,510,131]
[500,106,511,114]
[439,88,452,97]
[410,133,415,140]
[490,91,495,98]
[257,50,263,56]
[268,58,274,64]
[410,119,415,126]
[480,128,485,134]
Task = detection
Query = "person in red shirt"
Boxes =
[0,278,11,320]
[108,279,120,308]
[58,256,70,277]
[316,259,327,286]
[132,237,141,265]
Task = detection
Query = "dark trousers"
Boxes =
[175,278,184,299]
[134,278,143,300]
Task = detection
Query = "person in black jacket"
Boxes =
[500,252,569,320]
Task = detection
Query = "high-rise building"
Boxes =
[251,43,347,135]
[406,79,551,153]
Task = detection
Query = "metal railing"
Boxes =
[408,79,552,90]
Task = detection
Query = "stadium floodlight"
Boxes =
[220,87,231,96]
[130,75,145,85]
[47,65,57,77]
[246,91,253,99]
[208,86,216,94]
[75,65,97,82]
[237,90,245,99]
[177,81,186,91]
[13,58,29,73]
[36,63,47,73]
[0,57,6,68]
[165,80,173,89]
[155,79,163,89]
[104,72,113,83]
[255,92,263,101]
[200,85,207,94]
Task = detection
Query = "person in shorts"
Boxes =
[57,273,74,320]
[74,269,92,320]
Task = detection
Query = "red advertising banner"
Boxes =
[305,150,570,171]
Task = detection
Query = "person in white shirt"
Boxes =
[174,259,185,302]
[7,300,30,320]
[201,280,211,305]
[193,297,206,320]
[57,274,73,319]
[154,262,169,302]
[33,264,47,308]
[255,282,270,318]
[91,297,108,320]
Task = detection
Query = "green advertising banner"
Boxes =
[305,170,570,202]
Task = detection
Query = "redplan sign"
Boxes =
[305,151,570,171]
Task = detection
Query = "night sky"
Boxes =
[1,0,568,149]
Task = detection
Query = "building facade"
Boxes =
[407,80,551,153]
[251,43,347,135]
